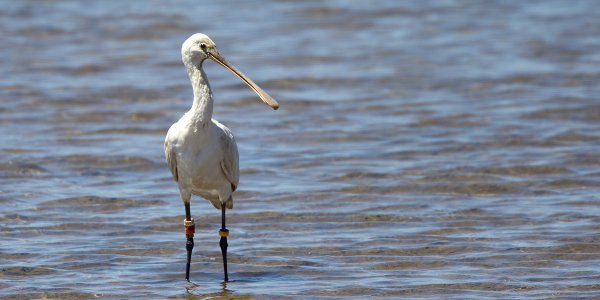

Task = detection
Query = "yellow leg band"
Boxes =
[219,229,229,237]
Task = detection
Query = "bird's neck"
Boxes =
[187,64,213,127]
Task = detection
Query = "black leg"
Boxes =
[185,202,191,220]
[220,204,229,281]
[184,202,194,281]
[185,236,194,280]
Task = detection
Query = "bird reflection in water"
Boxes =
[184,280,236,298]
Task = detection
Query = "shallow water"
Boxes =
[2,0,600,299]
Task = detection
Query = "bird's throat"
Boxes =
[189,67,214,127]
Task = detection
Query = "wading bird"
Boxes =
[164,33,279,281]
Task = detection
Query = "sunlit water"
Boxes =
[2,0,600,299]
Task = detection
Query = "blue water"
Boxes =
[2,0,600,298]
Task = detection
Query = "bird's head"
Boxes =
[182,33,279,110]
[182,33,216,66]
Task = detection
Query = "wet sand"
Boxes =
[2,0,600,299]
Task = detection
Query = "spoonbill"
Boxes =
[164,33,279,281]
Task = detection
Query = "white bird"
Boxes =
[164,33,279,281]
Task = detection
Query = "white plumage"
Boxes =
[165,115,239,209]
[165,33,278,212]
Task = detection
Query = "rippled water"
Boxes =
[2,0,600,299]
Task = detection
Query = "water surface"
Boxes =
[2,0,600,299]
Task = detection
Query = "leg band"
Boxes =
[184,218,195,235]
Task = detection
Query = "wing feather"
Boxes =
[164,136,178,182]
[219,126,240,191]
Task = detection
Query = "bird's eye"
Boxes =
[200,43,207,49]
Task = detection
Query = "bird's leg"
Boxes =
[219,204,229,281]
[184,202,195,281]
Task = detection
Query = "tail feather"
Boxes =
[226,195,233,209]
[211,195,233,210]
